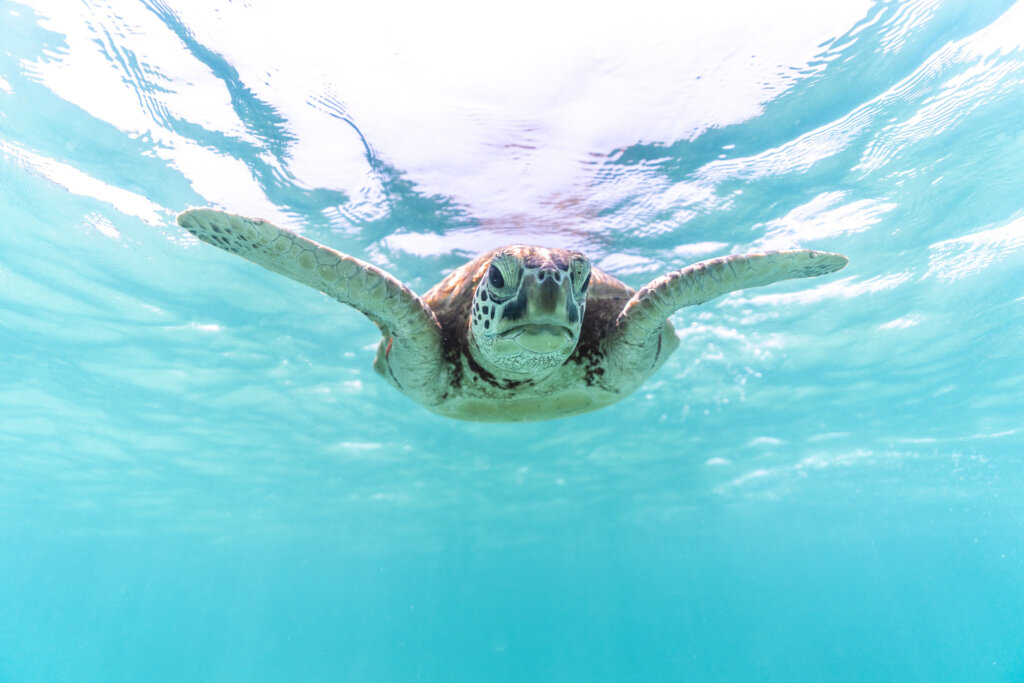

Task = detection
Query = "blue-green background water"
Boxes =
[2,0,1024,680]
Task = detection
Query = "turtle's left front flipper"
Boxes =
[604,249,849,379]
[177,208,446,403]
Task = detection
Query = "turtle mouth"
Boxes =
[498,324,573,353]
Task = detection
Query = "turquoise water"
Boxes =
[2,0,1024,680]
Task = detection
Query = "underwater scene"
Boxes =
[1,0,1023,680]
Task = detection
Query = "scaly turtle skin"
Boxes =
[177,208,848,422]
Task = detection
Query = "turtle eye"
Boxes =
[488,263,505,289]
[570,253,591,296]
[486,255,522,300]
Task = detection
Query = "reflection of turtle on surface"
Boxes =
[178,208,848,422]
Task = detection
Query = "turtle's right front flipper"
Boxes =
[177,208,446,403]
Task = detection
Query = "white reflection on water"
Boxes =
[20,0,871,224]
[927,216,1024,282]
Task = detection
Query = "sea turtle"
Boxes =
[177,209,848,422]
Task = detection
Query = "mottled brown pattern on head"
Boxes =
[421,249,497,390]
[569,271,635,386]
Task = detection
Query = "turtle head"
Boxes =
[468,246,591,379]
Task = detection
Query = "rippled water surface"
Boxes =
[2,1,1023,680]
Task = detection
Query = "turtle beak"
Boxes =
[519,265,571,321]
[531,267,565,318]
[495,267,576,353]
[502,324,573,353]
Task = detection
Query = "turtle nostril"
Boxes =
[536,267,561,283]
